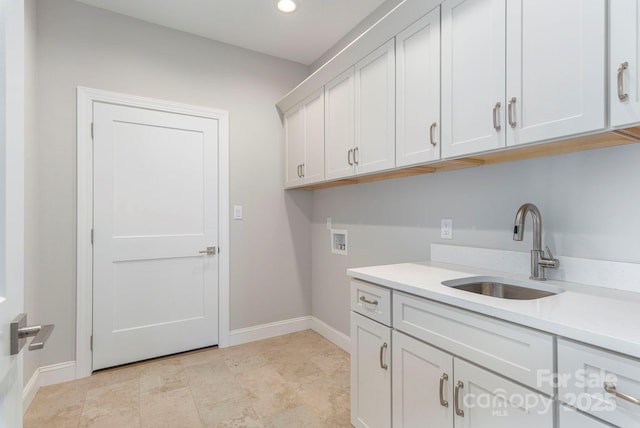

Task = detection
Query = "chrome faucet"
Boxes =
[513,203,559,281]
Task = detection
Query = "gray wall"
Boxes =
[24,0,39,385]
[32,0,311,368]
[311,144,640,336]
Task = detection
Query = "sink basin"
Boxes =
[441,276,564,300]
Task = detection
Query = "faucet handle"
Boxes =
[540,246,559,269]
[545,246,555,260]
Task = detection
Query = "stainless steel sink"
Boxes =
[441,276,564,300]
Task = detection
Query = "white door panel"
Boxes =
[93,102,219,370]
[0,0,25,424]
[325,68,355,180]
[506,0,605,145]
[442,0,506,158]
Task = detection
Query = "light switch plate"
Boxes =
[441,219,453,240]
[233,205,243,220]
[326,217,332,230]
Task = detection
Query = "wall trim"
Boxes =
[228,316,312,347]
[76,87,231,379]
[23,361,76,413]
[311,316,351,353]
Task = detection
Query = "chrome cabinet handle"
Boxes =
[300,163,305,178]
[347,149,353,166]
[429,122,437,146]
[454,381,464,416]
[199,247,216,255]
[492,102,501,131]
[439,373,449,407]
[354,147,360,165]
[359,295,379,305]
[508,97,517,128]
[604,382,640,406]
[618,62,629,102]
[379,342,388,370]
[297,164,301,178]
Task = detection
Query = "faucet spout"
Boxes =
[513,203,558,280]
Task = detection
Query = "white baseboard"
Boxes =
[23,361,76,413]
[311,316,350,353]
[228,316,312,347]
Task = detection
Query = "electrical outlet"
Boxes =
[326,217,332,230]
[441,219,453,240]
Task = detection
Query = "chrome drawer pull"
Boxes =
[604,382,640,406]
[618,62,629,102]
[439,373,449,407]
[492,102,501,131]
[359,295,379,306]
[379,342,388,370]
[454,381,464,416]
[429,122,437,146]
[508,97,517,128]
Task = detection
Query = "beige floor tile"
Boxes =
[140,386,202,428]
[79,378,140,427]
[234,365,304,418]
[262,405,327,428]
[196,398,264,428]
[25,330,351,427]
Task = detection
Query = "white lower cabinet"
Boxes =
[351,311,391,428]
[559,405,613,428]
[392,330,552,428]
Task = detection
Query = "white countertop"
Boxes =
[348,261,640,359]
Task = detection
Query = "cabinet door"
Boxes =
[350,312,391,428]
[441,0,506,158]
[610,0,640,129]
[506,0,605,146]
[354,39,396,175]
[325,68,355,180]
[396,7,441,167]
[392,331,453,428]
[283,104,304,187]
[559,405,611,428]
[301,89,325,185]
[454,359,553,428]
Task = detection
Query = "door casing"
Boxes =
[75,87,230,379]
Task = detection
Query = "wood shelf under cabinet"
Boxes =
[290,130,640,190]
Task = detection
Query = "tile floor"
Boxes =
[24,330,351,427]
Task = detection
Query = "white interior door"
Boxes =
[0,0,25,425]
[93,101,219,370]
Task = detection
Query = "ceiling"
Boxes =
[74,0,389,65]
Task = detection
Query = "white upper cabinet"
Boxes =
[442,0,605,158]
[325,68,355,180]
[396,7,441,167]
[284,89,325,188]
[354,39,396,175]
[326,40,396,180]
[506,0,605,146]
[284,104,305,187]
[441,0,506,158]
[610,0,640,129]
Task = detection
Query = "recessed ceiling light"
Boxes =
[277,0,297,13]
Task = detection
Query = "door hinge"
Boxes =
[91,122,94,139]
[90,335,93,351]
[91,229,94,244]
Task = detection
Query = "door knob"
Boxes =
[198,247,216,255]
[10,313,55,355]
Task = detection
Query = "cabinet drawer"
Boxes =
[558,338,640,427]
[559,405,612,428]
[393,291,553,394]
[350,280,391,326]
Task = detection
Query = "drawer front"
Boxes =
[393,291,554,394]
[350,280,391,326]
[558,338,640,427]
